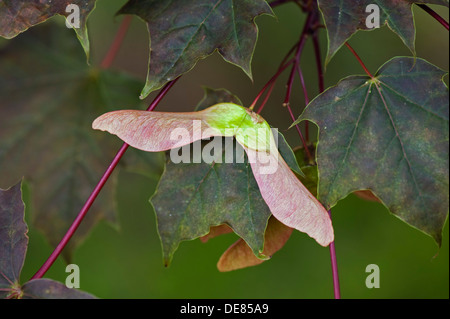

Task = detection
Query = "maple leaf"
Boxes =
[118,0,273,98]
[295,57,449,244]
[0,0,97,57]
[318,0,449,64]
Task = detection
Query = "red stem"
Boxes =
[295,64,310,142]
[328,210,341,299]
[255,81,277,114]
[286,103,311,160]
[344,42,374,78]
[311,12,341,299]
[251,58,295,110]
[100,15,133,69]
[31,79,179,280]
[311,21,324,144]
[254,41,300,114]
[31,144,129,279]
[296,64,309,106]
[312,32,325,93]
[417,4,449,31]
[281,40,301,66]
[283,64,297,106]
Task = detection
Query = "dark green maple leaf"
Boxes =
[0,0,97,58]
[152,138,273,266]
[0,24,162,262]
[0,181,27,299]
[318,0,449,64]
[0,181,95,299]
[21,279,96,299]
[295,57,449,244]
[118,0,274,98]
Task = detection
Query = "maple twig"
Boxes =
[254,41,300,114]
[345,42,374,78]
[296,64,309,105]
[250,58,295,111]
[256,81,277,115]
[283,13,314,161]
[31,145,128,280]
[100,15,133,69]
[308,18,326,144]
[417,4,449,31]
[328,210,341,299]
[30,78,179,280]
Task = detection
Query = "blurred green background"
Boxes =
[17,0,449,298]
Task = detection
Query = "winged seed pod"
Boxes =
[92,103,334,246]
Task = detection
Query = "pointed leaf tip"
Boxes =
[319,0,449,64]
[0,0,97,59]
